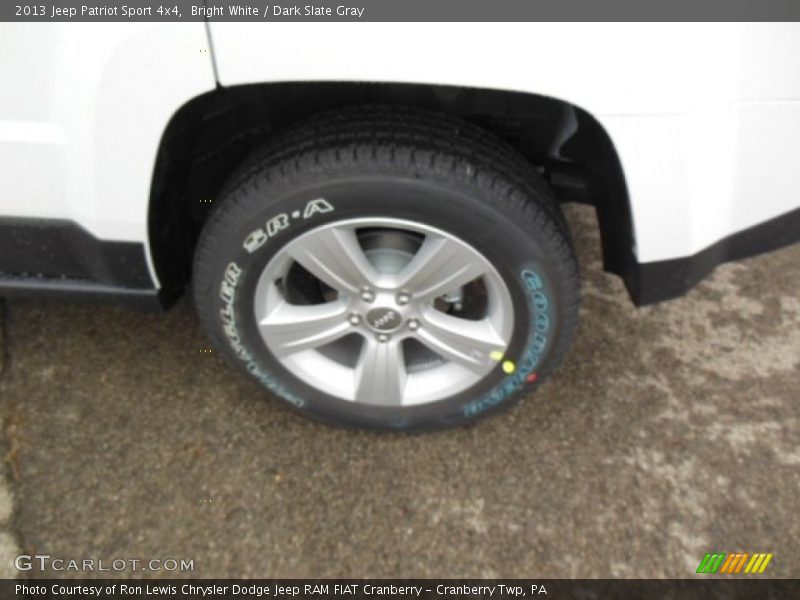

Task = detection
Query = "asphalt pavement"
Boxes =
[0,204,798,578]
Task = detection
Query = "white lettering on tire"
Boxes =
[243,198,334,254]
[218,260,305,408]
[302,198,334,219]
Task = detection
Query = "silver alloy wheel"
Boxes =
[253,218,514,406]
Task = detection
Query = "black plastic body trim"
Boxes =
[0,217,164,310]
[0,217,154,288]
[628,206,800,305]
[1,205,798,310]
[0,276,164,310]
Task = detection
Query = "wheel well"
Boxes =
[148,82,634,305]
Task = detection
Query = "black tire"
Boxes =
[193,106,580,431]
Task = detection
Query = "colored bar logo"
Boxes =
[696,552,773,574]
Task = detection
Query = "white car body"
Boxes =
[2,22,799,304]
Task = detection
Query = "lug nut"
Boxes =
[407,318,420,331]
[348,313,361,326]
[396,292,411,305]
[360,286,375,302]
[376,333,390,343]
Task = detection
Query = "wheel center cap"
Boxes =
[365,307,403,332]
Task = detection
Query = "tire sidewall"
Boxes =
[201,171,566,430]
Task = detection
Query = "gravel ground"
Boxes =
[0,303,21,579]
[0,204,798,579]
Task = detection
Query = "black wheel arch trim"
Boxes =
[147,82,637,305]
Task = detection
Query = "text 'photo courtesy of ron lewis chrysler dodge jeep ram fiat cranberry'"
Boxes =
[1,13,800,431]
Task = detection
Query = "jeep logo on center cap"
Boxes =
[366,308,402,332]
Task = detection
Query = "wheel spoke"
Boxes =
[396,234,487,301]
[287,226,380,294]
[416,308,507,373]
[353,339,407,405]
[258,300,351,357]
